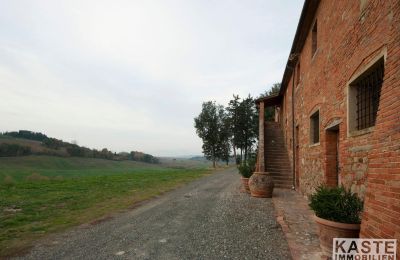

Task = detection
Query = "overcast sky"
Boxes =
[0,0,303,156]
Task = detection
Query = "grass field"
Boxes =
[0,156,211,256]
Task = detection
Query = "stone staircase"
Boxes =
[264,121,293,189]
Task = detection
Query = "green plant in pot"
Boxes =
[309,185,363,257]
[237,157,256,193]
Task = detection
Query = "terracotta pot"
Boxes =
[248,172,274,198]
[240,177,250,193]
[314,215,360,257]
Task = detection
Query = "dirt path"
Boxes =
[18,168,291,260]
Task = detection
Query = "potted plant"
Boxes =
[309,185,363,257]
[238,164,252,193]
[237,156,256,193]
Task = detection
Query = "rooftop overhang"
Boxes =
[255,94,282,107]
[279,0,320,95]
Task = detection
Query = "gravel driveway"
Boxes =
[19,168,291,260]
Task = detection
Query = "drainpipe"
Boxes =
[287,53,298,191]
[292,67,296,190]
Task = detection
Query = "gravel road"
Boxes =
[19,168,291,260]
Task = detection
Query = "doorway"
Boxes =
[325,125,340,187]
[295,125,300,189]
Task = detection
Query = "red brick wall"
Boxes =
[278,0,400,248]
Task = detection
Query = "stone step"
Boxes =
[262,123,291,190]
[264,150,287,154]
[269,171,291,175]
[266,162,290,166]
[274,184,293,189]
[265,159,290,163]
[273,180,293,186]
[265,155,289,158]
[271,176,293,181]
[266,162,292,166]
[267,169,292,173]
[265,169,292,176]
[266,161,290,164]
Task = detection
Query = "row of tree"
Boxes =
[0,143,32,157]
[194,95,258,167]
[3,130,48,142]
[194,83,281,168]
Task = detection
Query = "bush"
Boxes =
[237,157,256,178]
[237,164,252,178]
[26,173,49,182]
[0,143,31,157]
[53,176,64,181]
[309,185,363,224]
[3,176,15,186]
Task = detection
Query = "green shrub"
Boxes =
[309,185,363,224]
[237,156,256,178]
[26,172,49,182]
[3,175,15,186]
[237,164,252,178]
[0,143,31,157]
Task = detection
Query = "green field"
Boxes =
[0,156,211,256]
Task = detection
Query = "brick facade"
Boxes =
[269,0,399,251]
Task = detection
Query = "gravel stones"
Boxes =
[19,168,291,260]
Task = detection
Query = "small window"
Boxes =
[311,21,317,57]
[352,59,384,130]
[310,110,320,144]
[296,61,301,85]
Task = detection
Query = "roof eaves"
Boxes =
[279,0,321,96]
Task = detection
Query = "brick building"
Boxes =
[256,0,399,247]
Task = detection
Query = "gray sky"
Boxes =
[0,0,303,156]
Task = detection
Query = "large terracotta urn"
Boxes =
[240,177,250,193]
[314,216,360,257]
[248,172,274,198]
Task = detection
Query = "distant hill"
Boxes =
[0,130,159,164]
[189,156,207,161]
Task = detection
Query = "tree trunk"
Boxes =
[233,145,237,165]
[244,146,247,164]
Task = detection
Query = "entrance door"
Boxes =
[336,132,340,185]
[325,126,339,187]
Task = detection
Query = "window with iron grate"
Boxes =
[311,21,317,58]
[354,59,384,130]
[310,110,320,144]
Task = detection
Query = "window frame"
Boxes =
[311,20,318,59]
[310,110,320,145]
[347,51,386,137]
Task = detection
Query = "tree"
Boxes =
[258,83,280,98]
[226,95,241,164]
[226,94,258,165]
[258,83,281,121]
[219,108,231,166]
[194,101,230,168]
[236,95,258,163]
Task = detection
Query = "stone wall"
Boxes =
[277,0,400,249]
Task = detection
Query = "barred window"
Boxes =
[296,61,301,86]
[354,59,384,130]
[311,21,317,57]
[310,110,319,144]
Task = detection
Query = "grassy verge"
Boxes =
[0,156,211,256]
